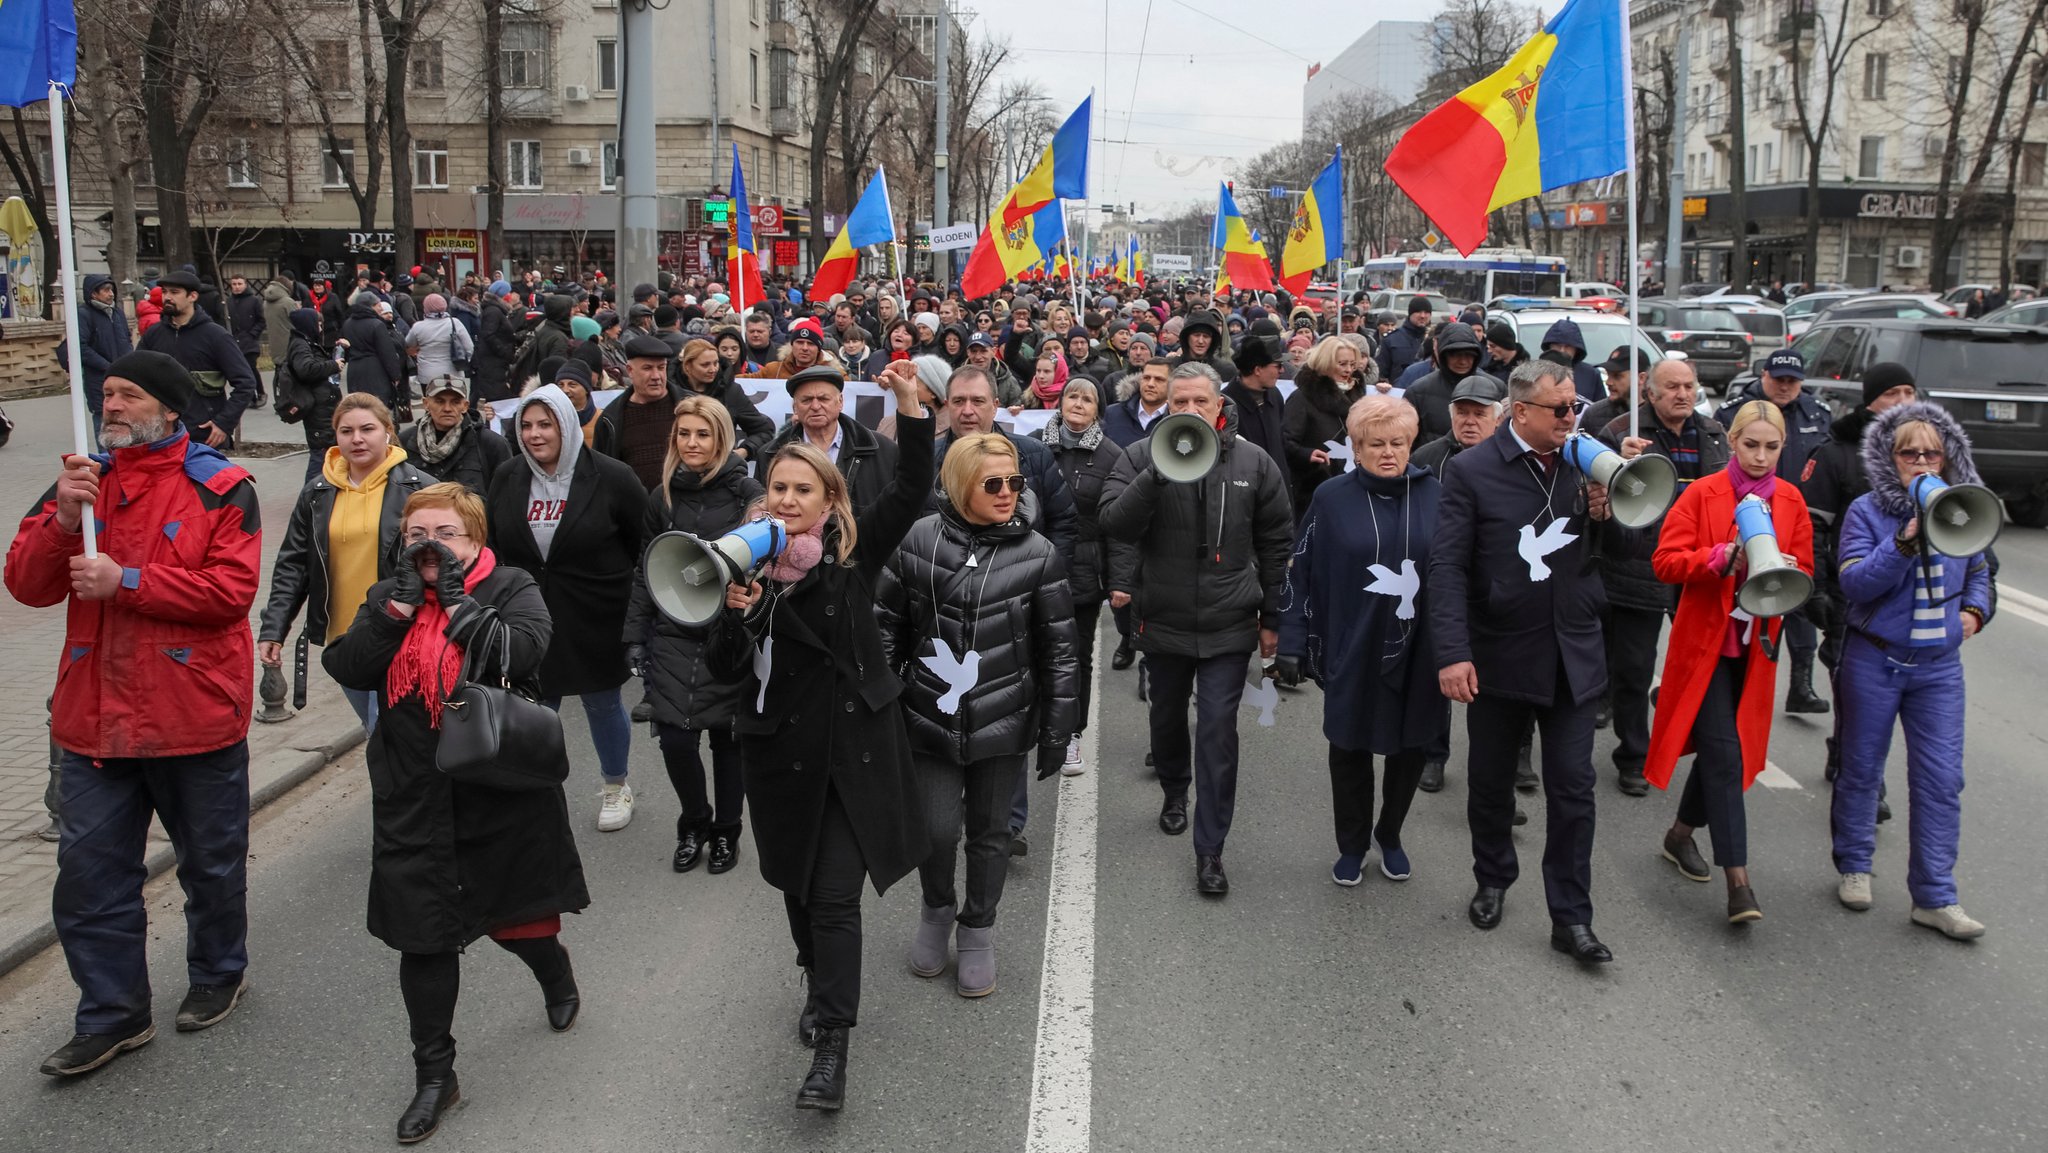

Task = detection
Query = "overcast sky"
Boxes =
[971,0,1444,219]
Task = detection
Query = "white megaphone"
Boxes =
[1733,495,1813,618]
[1910,474,2003,558]
[1149,411,1220,484]
[1560,434,1678,529]
[644,518,789,625]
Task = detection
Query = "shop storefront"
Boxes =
[1677,184,2014,289]
[479,193,689,280]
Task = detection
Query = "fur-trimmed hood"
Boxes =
[1860,400,1983,517]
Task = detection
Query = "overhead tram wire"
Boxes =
[1113,0,1157,203]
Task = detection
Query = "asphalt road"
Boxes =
[2,530,2046,1151]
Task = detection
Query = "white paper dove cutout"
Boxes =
[920,638,982,716]
[1729,603,1759,646]
[1242,676,1280,727]
[1365,558,1422,620]
[1323,439,1356,473]
[1517,519,1578,582]
[752,637,774,714]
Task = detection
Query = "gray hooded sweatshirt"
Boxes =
[519,384,583,558]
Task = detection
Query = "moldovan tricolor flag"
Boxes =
[727,144,766,309]
[1279,146,1345,296]
[960,96,1091,294]
[1212,183,1274,295]
[810,168,895,302]
[1382,0,1627,255]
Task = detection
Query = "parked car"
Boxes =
[1980,297,2048,327]
[1781,290,1862,341]
[1631,299,1753,390]
[1940,283,2038,308]
[1487,306,1672,387]
[1696,299,1789,359]
[1364,289,1458,316]
[1726,318,2048,525]
[1814,293,1959,324]
[1561,281,1625,300]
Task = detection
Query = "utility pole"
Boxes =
[1665,4,1691,291]
[618,0,659,291]
[933,1,952,287]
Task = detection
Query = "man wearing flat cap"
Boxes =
[6,351,263,1076]
[594,333,681,489]
[766,362,902,515]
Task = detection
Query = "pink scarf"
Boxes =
[763,517,828,584]
[387,548,498,727]
[1031,355,1069,406]
[1719,459,1780,656]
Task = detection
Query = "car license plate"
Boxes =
[1699,339,1732,350]
[1986,400,2020,422]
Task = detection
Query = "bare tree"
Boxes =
[797,0,885,262]
[136,0,263,270]
[1999,54,2048,285]
[1715,0,1748,289]
[1922,0,2048,290]
[260,0,388,234]
[482,0,506,278]
[1783,0,1898,287]
[1425,0,1541,96]
[72,12,147,295]
[369,0,440,273]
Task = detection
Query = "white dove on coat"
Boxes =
[752,637,774,714]
[1242,677,1280,727]
[920,639,982,716]
[1365,558,1422,620]
[1517,519,1578,582]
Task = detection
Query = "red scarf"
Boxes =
[387,548,498,727]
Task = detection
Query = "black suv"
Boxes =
[1726,318,2048,525]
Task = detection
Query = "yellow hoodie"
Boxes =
[323,444,408,642]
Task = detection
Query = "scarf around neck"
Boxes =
[413,417,469,466]
[386,548,498,727]
[762,516,829,584]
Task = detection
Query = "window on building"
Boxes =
[412,39,443,90]
[503,21,547,88]
[770,47,793,110]
[322,137,354,188]
[1862,53,1887,100]
[2024,142,2047,187]
[38,138,54,184]
[1858,135,1885,179]
[510,139,543,189]
[600,140,618,191]
[225,138,257,188]
[1866,0,1891,14]
[597,38,618,93]
[313,39,350,94]
[414,139,449,189]
[1787,136,1806,176]
[901,13,937,61]
[750,52,760,107]
[751,145,762,192]
[1947,55,1965,101]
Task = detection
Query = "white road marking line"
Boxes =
[1024,652,1100,1153]
[1998,583,2048,631]
[1758,760,1804,790]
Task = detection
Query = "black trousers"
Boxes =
[398,935,567,1082]
[1605,605,1665,775]
[658,723,743,835]
[1146,651,1250,857]
[783,786,866,1030]
[1072,598,1103,732]
[1675,656,1749,868]
[1466,670,1598,926]
[1819,593,1848,769]
[1328,744,1427,855]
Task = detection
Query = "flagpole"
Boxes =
[1620,0,1642,444]
[48,81,97,558]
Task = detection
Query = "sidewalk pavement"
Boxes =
[0,391,365,976]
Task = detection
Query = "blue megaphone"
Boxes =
[1560,434,1678,528]
[1909,474,2003,558]
[1733,494,1812,618]
[644,518,788,625]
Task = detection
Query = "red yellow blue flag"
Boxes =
[1212,183,1274,295]
[727,144,765,310]
[1279,146,1345,296]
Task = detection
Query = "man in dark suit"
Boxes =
[1429,358,1619,965]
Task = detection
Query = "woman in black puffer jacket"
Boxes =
[278,308,343,482]
[1038,377,1117,772]
[877,432,1077,1000]
[624,397,764,876]
[1281,336,1369,516]
[341,292,407,409]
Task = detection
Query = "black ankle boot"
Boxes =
[397,1073,461,1144]
[1786,658,1830,714]
[796,967,820,1047]
[795,1027,847,1110]
[542,945,579,1032]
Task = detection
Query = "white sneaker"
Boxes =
[597,782,635,832]
[1061,735,1085,776]
[1911,904,1986,940]
[1837,872,1873,911]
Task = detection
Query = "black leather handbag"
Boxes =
[434,607,568,790]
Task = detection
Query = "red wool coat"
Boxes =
[1645,470,1815,791]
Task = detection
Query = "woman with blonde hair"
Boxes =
[1283,335,1367,514]
[1831,402,1997,938]
[704,360,932,1110]
[674,336,776,462]
[260,393,432,733]
[624,396,763,874]
[323,483,588,1143]
[1645,400,1813,925]
[878,432,1076,999]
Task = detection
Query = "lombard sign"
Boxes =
[1858,192,1940,220]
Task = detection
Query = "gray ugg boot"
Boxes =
[955,925,996,998]
[909,903,954,978]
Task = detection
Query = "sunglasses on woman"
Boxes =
[1894,448,1944,463]
[980,474,1027,495]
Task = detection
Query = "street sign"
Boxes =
[1268,186,1286,200]
[752,204,783,233]
[1151,253,1193,272]
[1422,230,1442,248]
[924,223,978,252]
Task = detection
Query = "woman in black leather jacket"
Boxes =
[623,396,763,875]
[877,432,1077,1001]
[1037,378,1117,773]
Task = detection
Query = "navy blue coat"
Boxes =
[1377,319,1429,381]
[73,283,133,397]
[1714,384,1832,486]
[1278,465,1448,752]
[1428,422,1614,707]
[136,307,260,439]
[1101,392,1168,449]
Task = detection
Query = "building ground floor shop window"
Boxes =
[498,232,617,280]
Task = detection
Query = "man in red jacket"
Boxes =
[5,350,263,1078]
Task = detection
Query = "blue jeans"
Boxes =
[54,741,250,1034]
[1832,635,1966,907]
[543,687,632,783]
[341,686,379,735]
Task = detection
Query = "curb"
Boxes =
[0,719,367,980]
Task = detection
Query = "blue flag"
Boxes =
[0,0,78,108]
